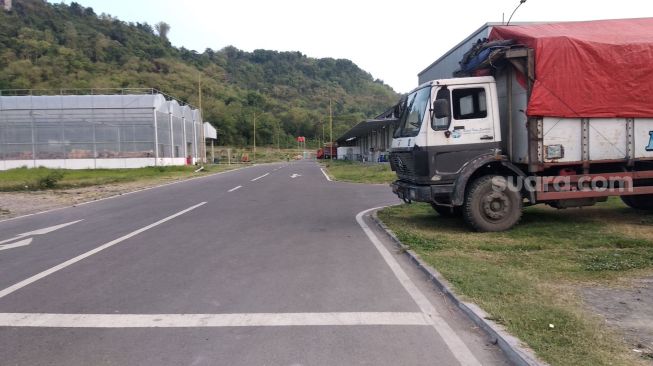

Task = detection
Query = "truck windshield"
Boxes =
[395,86,431,138]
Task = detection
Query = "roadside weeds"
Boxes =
[0,164,241,220]
[377,199,653,366]
[321,160,395,184]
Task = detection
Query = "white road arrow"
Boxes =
[17,220,84,237]
[290,174,302,179]
[0,220,83,251]
[0,238,33,252]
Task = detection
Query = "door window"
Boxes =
[452,88,487,120]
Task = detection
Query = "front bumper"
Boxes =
[390,180,454,203]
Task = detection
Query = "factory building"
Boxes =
[0,92,204,170]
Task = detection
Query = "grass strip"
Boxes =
[378,198,653,366]
[321,160,395,184]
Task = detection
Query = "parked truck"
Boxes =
[317,144,337,160]
[389,19,653,231]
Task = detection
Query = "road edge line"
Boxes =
[356,207,482,366]
[369,209,548,366]
[319,167,332,182]
[0,165,254,224]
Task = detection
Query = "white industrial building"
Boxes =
[336,118,395,162]
[0,93,204,170]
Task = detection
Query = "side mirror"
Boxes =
[432,99,450,119]
[393,104,401,118]
[393,96,407,119]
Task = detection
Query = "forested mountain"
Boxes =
[0,0,399,146]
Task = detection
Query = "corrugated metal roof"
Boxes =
[336,118,397,144]
[0,94,167,111]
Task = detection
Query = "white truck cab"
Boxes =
[391,77,503,184]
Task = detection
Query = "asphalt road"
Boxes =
[0,161,510,366]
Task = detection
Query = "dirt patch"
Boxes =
[0,177,191,220]
[582,277,653,362]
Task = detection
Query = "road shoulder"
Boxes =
[369,209,545,366]
[0,165,248,222]
[358,207,513,366]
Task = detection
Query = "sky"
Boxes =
[54,0,652,93]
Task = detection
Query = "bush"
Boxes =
[37,170,65,189]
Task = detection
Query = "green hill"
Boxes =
[0,0,399,146]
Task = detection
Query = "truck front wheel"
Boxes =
[621,194,653,210]
[463,175,522,232]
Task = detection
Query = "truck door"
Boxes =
[429,84,499,177]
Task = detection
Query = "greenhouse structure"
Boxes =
[0,93,204,170]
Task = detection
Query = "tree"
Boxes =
[154,22,170,42]
[0,0,398,147]
[63,21,78,48]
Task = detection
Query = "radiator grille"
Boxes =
[390,153,416,178]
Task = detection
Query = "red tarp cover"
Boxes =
[489,18,653,118]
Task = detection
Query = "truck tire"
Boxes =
[621,195,653,210]
[430,203,462,217]
[463,175,522,232]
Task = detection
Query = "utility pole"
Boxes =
[276,120,280,151]
[253,113,256,163]
[198,73,204,163]
[329,99,333,158]
[317,120,321,149]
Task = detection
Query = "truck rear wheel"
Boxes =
[463,175,522,232]
[430,203,462,217]
[621,195,653,210]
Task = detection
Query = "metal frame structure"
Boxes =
[0,89,203,170]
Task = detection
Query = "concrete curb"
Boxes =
[370,211,548,366]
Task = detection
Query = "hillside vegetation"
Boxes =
[0,0,399,146]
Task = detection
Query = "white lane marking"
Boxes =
[0,220,83,245]
[320,168,332,182]
[0,312,428,328]
[0,238,33,252]
[228,186,242,192]
[356,208,482,366]
[251,173,269,182]
[0,202,206,300]
[290,174,301,179]
[0,165,253,225]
